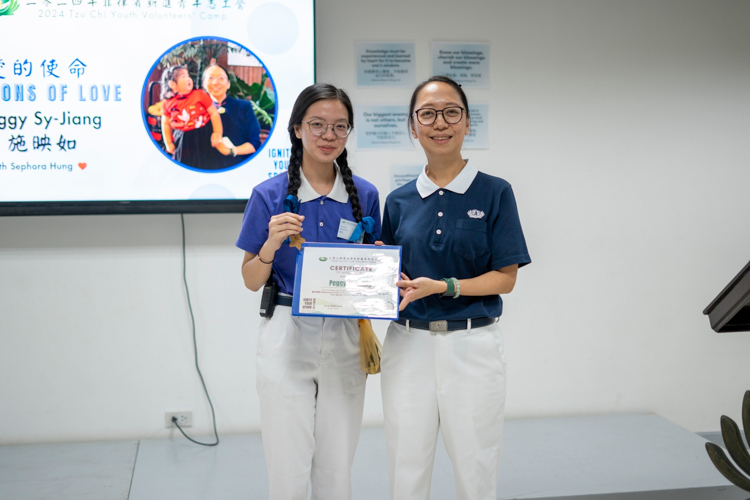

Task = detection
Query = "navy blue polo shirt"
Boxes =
[381,161,530,321]
[236,167,381,295]
[217,97,262,169]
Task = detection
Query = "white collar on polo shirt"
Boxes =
[416,160,478,199]
[295,164,349,204]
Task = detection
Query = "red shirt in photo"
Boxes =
[163,89,213,132]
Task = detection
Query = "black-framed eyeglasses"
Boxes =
[301,120,352,138]
[413,106,465,126]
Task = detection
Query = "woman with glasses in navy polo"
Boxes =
[379,76,531,500]
[236,83,381,500]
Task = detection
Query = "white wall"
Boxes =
[2,0,750,445]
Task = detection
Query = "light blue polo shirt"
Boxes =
[237,167,381,295]
[381,161,530,321]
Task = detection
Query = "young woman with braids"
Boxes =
[235,83,381,500]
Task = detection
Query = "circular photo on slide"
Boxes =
[141,37,277,173]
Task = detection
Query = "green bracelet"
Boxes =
[441,278,455,297]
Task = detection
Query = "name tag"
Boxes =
[337,218,363,243]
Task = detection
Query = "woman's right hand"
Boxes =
[266,212,305,251]
[165,143,175,154]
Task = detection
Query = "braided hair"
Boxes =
[286,83,363,223]
[335,148,364,222]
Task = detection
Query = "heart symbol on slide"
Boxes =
[78,163,87,170]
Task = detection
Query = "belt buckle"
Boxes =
[429,320,448,333]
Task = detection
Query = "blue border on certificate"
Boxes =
[292,242,402,320]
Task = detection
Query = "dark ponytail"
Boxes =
[286,83,361,222]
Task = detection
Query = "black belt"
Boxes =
[394,317,495,332]
[275,294,293,307]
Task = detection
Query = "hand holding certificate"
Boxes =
[292,242,401,320]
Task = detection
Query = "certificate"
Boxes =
[292,242,401,320]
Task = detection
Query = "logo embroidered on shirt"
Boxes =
[467,210,485,219]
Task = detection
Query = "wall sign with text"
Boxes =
[355,41,416,87]
[465,103,489,150]
[431,41,490,88]
[355,104,411,150]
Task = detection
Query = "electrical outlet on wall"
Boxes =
[165,411,193,428]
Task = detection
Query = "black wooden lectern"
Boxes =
[704,260,750,333]
[703,261,750,491]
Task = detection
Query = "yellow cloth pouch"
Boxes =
[358,319,382,374]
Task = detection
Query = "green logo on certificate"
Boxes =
[319,257,328,261]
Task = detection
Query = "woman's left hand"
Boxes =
[210,133,222,148]
[396,272,447,311]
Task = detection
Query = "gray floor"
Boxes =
[495,414,741,499]
[1,414,746,500]
[0,440,138,500]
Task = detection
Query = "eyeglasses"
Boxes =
[301,120,352,138]
[413,106,465,126]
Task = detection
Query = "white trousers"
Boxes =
[381,320,507,500]
[256,307,367,500]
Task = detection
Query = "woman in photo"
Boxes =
[236,83,381,500]
[202,64,262,170]
[379,75,531,500]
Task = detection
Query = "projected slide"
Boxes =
[0,0,313,203]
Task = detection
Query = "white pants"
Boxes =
[256,307,367,500]
[381,320,507,500]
